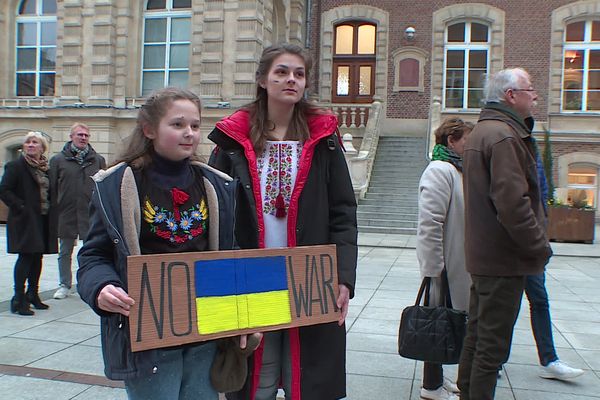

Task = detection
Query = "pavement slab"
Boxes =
[0,226,599,399]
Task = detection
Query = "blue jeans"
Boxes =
[525,272,558,367]
[125,342,218,400]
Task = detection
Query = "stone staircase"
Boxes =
[357,136,428,234]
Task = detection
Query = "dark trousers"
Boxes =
[457,275,526,400]
[14,253,43,294]
[423,362,443,390]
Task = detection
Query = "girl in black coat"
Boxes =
[209,43,358,400]
[0,131,57,315]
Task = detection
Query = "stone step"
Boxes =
[366,187,418,199]
[359,136,427,234]
[363,192,417,200]
[366,184,419,191]
[371,172,423,181]
[357,211,417,220]
[358,225,417,235]
[357,204,419,214]
[357,218,417,229]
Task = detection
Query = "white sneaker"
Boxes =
[420,386,459,400]
[540,360,584,380]
[53,286,70,299]
[443,376,459,393]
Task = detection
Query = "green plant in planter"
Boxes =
[541,125,555,206]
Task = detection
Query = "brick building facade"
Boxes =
[310,0,600,210]
[1,0,599,211]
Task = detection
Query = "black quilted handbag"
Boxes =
[397,270,468,364]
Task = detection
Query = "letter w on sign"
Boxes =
[127,245,339,352]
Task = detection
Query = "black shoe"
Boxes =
[27,292,49,310]
[11,295,34,316]
[10,296,18,313]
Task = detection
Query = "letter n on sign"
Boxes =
[127,245,339,352]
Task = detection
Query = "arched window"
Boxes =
[15,0,57,96]
[141,0,192,96]
[332,21,376,103]
[444,21,489,109]
[567,164,597,208]
[562,20,600,112]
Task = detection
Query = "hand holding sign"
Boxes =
[97,284,135,316]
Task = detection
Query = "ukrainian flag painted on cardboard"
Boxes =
[195,256,292,334]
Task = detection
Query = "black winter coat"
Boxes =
[209,110,358,400]
[49,142,106,239]
[77,162,236,380]
[0,156,58,254]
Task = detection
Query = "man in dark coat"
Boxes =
[458,68,553,400]
[49,122,106,299]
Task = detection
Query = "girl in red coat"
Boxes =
[209,43,358,400]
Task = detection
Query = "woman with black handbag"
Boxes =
[416,118,473,400]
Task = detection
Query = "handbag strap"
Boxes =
[415,277,431,306]
[441,268,454,309]
[416,270,454,308]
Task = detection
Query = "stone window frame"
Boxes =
[557,152,600,209]
[15,0,57,97]
[392,47,428,92]
[431,4,505,112]
[443,21,490,110]
[319,5,389,103]
[140,0,192,97]
[550,1,600,114]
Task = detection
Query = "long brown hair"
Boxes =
[115,87,202,168]
[246,43,323,153]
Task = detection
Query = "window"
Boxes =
[444,22,489,109]
[332,22,376,103]
[567,164,597,208]
[15,0,57,96]
[562,20,600,111]
[141,0,192,96]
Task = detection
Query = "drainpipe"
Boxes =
[305,0,312,48]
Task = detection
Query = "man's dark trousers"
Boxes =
[458,275,527,400]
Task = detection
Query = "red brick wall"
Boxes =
[312,0,575,120]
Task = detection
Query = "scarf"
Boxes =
[70,142,90,164]
[431,143,462,172]
[23,153,49,172]
[23,154,50,214]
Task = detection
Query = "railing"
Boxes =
[125,97,146,108]
[426,96,442,160]
[0,98,55,108]
[329,104,371,129]
[341,101,382,199]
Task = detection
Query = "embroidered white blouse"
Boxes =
[257,140,303,248]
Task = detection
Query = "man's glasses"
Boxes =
[511,88,536,92]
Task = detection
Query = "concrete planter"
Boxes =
[547,206,595,243]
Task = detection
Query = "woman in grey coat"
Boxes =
[416,118,473,400]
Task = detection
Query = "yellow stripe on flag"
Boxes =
[196,290,292,334]
[196,295,239,334]
[247,290,292,328]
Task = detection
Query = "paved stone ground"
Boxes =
[0,226,599,399]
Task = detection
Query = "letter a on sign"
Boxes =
[127,245,339,352]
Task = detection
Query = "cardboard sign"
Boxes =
[127,245,339,352]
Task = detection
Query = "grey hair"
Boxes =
[484,68,530,103]
[23,131,49,153]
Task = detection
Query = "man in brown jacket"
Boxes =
[457,68,552,400]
